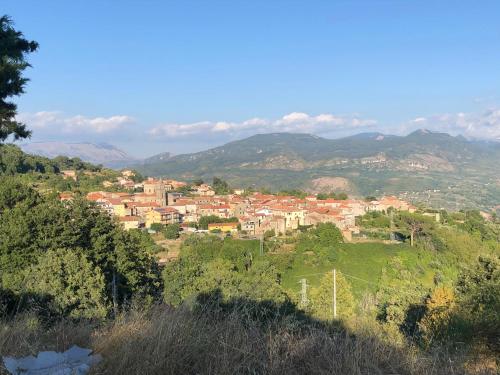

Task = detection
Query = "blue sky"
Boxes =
[4,0,500,157]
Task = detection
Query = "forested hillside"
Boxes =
[0,143,123,193]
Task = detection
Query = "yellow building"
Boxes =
[119,216,143,230]
[108,199,132,217]
[145,207,180,228]
[207,222,239,232]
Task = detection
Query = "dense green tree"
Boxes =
[52,155,101,171]
[0,175,39,212]
[309,223,344,246]
[212,177,232,195]
[191,259,242,299]
[375,255,429,332]
[0,180,161,313]
[357,211,391,228]
[454,256,499,349]
[263,229,275,240]
[460,210,498,241]
[240,260,285,302]
[162,235,285,306]
[162,258,203,306]
[128,170,144,183]
[0,16,38,142]
[0,144,60,175]
[113,229,162,303]
[149,223,165,232]
[26,248,108,319]
[164,258,285,305]
[164,223,180,239]
[192,178,204,186]
[395,212,434,247]
[316,192,348,200]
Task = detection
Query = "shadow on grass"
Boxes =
[90,288,471,375]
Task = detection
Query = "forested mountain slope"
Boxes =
[139,130,500,211]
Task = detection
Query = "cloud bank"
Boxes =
[148,112,377,138]
[16,107,500,157]
[17,111,135,134]
[404,108,500,141]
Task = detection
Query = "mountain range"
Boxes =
[138,130,500,211]
[20,131,500,210]
[20,142,138,168]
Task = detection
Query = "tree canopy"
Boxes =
[0,177,161,317]
[0,16,38,142]
[212,177,232,195]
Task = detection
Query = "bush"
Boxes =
[263,229,275,240]
[164,223,180,239]
[150,223,165,232]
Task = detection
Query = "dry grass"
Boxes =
[0,305,496,375]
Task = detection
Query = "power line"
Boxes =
[294,270,400,292]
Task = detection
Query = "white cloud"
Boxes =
[149,112,377,138]
[17,111,134,134]
[405,108,500,140]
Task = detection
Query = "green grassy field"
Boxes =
[278,242,414,298]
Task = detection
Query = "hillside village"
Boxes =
[60,170,417,240]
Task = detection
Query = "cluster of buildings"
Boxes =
[71,173,416,239]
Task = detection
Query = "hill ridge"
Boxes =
[137,130,500,211]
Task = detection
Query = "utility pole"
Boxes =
[390,209,395,241]
[332,269,337,319]
[259,234,264,256]
[299,278,308,307]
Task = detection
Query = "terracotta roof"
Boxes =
[127,202,159,207]
[198,204,230,210]
[87,192,105,201]
[119,216,141,222]
[114,192,132,197]
[133,193,157,198]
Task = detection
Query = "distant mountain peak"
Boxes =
[409,128,433,136]
[20,141,137,168]
[345,132,386,140]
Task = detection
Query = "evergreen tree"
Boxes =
[0,179,161,312]
[26,248,108,319]
[0,16,38,142]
